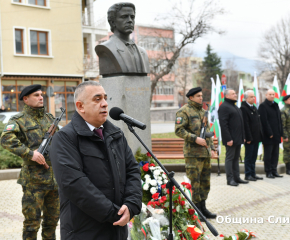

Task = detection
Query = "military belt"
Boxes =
[23,160,52,166]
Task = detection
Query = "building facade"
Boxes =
[0,0,84,124]
[82,0,107,80]
[134,25,177,108]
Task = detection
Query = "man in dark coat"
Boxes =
[50,81,142,240]
[218,88,248,186]
[240,90,263,181]
[258,89,283,178]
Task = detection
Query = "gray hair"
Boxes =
[244,90,254,100]
[224,88,234,97]
[74,81,101,105]
[107,2,136,32]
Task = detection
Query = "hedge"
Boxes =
[0,122,23,169]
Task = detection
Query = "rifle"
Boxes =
[38,107,66,169]
[200,104,214,148]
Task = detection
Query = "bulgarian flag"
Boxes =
[237,79,244,108]
[209,77,216,128]
[272,75,281,105]
[280,73,290,105]
[272,76,284,149]
[253,72,260,108]
[210,119,221,154]
[216,75,224,107]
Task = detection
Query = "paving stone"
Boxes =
[0,173,289,239]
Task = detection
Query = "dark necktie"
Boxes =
[93,128,103,140]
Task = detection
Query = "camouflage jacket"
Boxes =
[281,104,290,139]
[0,105,58,189]
[175,100,214,158]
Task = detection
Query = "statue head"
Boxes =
[107,2,136,34]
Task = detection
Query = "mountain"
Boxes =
[195,50,264,75]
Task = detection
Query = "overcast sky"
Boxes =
[94,0,290,61]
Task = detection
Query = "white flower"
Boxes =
[153,170,161,176]
[143,183,149,191]
[157,180,163,185]
[141,203,147,213]
[150,179,157,186]
[145,177,151,183]
[163,179,168,184]
[150,187,157,194]
[162,174,167,179]
[158,176,163,181]
[144,174,150,179]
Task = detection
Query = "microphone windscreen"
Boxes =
[109,107,124,120]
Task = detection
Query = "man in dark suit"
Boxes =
[218,88,248,186]
[240,90,263,181]
[258,89,283,178]
[50,81,142,239]
[95,3,149,76]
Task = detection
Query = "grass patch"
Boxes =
[152,132,284,164]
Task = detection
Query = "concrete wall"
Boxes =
[150,106,179,121]
[0,0,83,76]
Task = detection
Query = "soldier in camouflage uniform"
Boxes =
[281,95,290,175]
[175,87,216,219]
[0,84,59,240]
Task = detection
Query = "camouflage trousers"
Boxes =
[283,141,290,164]
[22,186,59,240]
[185,157,211,204]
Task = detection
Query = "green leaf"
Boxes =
[164,202,169,208]
[172,194,179,201]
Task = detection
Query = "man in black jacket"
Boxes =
[240,90,263,181]
[258,89,283,178]
[50,81,142,240]
[218,89,248,186]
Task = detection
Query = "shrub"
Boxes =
[0,122,23,169]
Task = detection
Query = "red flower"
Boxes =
[146,152,152,157]
[220,234,224,237]
[160,196,167,203]
[172,209,176,213]
[152,193,159,200]
[186,183,192,189]
[155,201,160,206]
[188,209,195,215]
[143,163,149,172]
[180,201,185,206]
[147,201,152,206]
[161,184,166,189]
[181,182,186,185]
[150,163,155,167]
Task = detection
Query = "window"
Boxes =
[30,31,48,55]
[13,0,22,2]
[15,29,24,54]
[28,0,46,6]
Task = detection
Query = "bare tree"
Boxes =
[145,0,224,102]
[258,15,290,86]
[223,57,238,90]
[175,48,194,106]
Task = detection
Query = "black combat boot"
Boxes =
[200,200,217,219]
[286,163,290,175]
[195,202,205,222]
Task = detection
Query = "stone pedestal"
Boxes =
[100,76,152,155]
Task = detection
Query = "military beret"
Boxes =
[19,84,42,101]
[186,87,202,98]
[283,95,290,102]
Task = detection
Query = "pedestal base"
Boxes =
[100,76,152,154]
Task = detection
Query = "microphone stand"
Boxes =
[125,123,219,239]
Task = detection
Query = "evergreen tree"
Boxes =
[198,44,223,101]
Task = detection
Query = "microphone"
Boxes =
[109,107,146,130]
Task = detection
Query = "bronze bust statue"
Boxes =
[95,2,150,77]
